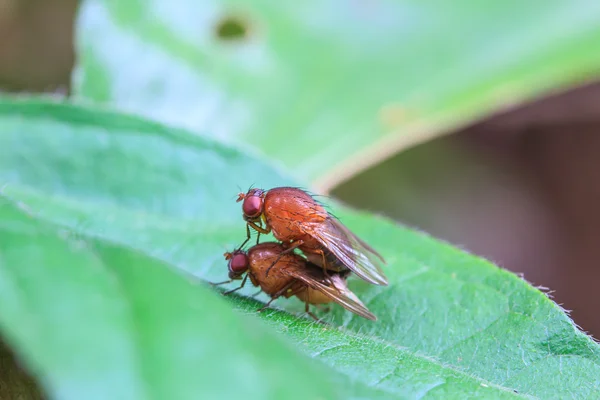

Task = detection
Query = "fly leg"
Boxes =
[256,281,296,312]
[210,279,232,286]
[313,248,344,294]
[264,240,305,277]
[223,274,249,295]
[256,297,277,312]
[312,248,336,285]
[316,249,331,279]
[237,224,254,250]
[254,220,267,245]
[246,221,271,245]
[298,247,334,281]
[304,291,321,322]
[305,302,319,321]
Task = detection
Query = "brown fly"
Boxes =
[217,242,376,321]
[236,187,388,286]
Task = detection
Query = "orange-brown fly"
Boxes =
[236,187,388,286]
[217,242,376,321]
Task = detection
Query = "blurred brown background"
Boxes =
[2,0,599,342]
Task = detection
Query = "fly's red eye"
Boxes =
[242,195,263,218]
[228,252,249,274]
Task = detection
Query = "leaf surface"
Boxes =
[1,99,599,399]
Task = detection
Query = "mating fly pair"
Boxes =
[217,187,388,321]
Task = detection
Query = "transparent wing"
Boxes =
[306,218,388,286]
[282,264,377,321]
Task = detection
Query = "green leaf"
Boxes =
[73,0,600,189]
[0,199,348,400]
[2,98,600,398]
[0,198,520,400]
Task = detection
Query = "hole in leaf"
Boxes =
[215,15,250,41]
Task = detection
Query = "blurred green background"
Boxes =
[2,0,600,339]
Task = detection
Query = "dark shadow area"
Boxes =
[0,337,45,400]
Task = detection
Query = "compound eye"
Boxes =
[228,252,249,274]
[242,195,263,218]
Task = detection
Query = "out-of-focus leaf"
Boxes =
[73,0,600,189]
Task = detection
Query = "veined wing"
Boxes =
[281,263,377,321]
[306,218,388,286]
